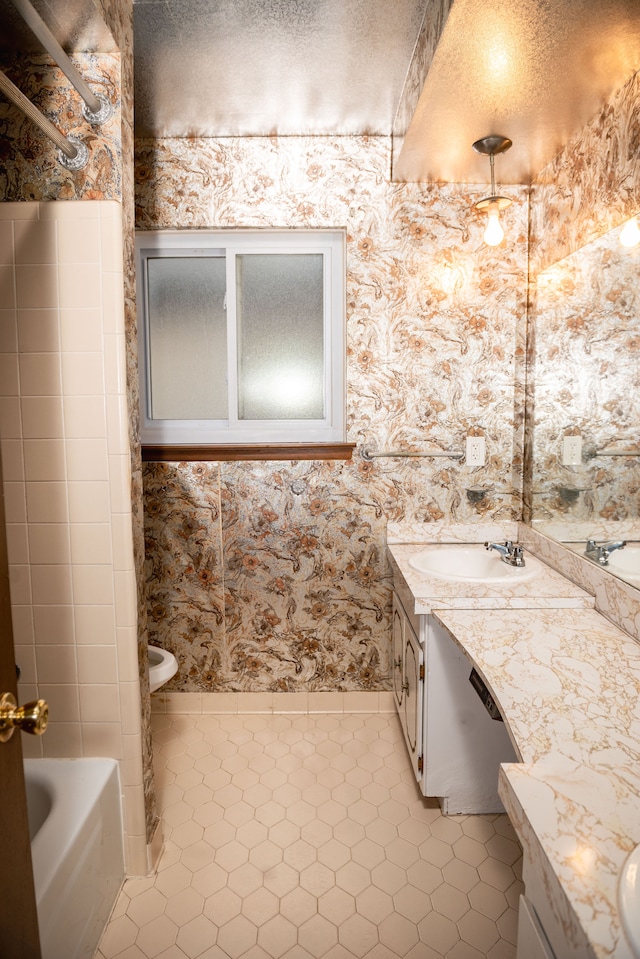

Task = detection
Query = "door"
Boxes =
[402,620,424,783]
[0,452,41,957]
[392,593,404,708]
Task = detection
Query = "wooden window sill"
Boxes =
[141,443,356,462]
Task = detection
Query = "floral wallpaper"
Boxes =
[0,54,122,201]
[529,70,640,274]
[137,134,529,693]
[528,228,640,523]
[525,68,640,532]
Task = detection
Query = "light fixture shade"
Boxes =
[619,217,640,248]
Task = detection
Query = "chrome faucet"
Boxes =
[585,539,626,565]
[484,541,526,567]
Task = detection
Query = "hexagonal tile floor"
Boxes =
[95,712,523,959]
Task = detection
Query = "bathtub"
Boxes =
[25,759,125,959]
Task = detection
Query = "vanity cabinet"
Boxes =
[392,582,518,814]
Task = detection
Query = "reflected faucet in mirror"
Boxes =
[585,539,626,565]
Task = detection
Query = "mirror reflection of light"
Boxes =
[619,217,640,248]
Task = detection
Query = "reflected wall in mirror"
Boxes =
[527,218,640,586]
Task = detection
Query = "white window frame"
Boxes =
[136,230,346,446]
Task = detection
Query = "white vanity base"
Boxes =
[393,586,518,814]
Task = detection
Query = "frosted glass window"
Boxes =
[237,254,324,420]
[147,256,227,420]
[136,230,345,445]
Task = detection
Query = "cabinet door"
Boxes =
[392,594,405,708]
[402,622,424,782]
[517,897,556,959]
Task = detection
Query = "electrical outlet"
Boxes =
[466,436,486,466]
[562,435,583,465]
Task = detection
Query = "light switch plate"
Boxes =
[562,436,582,465]
[466,436,486,466]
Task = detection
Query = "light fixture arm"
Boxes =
[472,135,513,245]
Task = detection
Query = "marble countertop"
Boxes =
[432,607,640,958]
[387,525,640,958]
[388,542,594,613]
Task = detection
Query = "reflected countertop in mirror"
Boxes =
[527,219,640,590]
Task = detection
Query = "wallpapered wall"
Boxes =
[524,68,640,527]
[136,135,528,693]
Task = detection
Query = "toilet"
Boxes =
[148,645,179,693]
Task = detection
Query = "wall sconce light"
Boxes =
[619,216,640,248]
[472,135,512,246]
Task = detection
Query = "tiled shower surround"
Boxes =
[136,135,529,694]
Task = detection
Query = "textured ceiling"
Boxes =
[1,0,640,184]
[395,0,640,183]
[133,0,429,139]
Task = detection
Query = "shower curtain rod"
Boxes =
[0,69,88,168]
[9,0,112,123]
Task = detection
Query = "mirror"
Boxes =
[527,217,640,588]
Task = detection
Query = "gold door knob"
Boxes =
[0,692,49,743]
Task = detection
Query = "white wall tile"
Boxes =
[0,308,18,350]
[104,333,127,395]
[19,353,62,395]
[70,523,112,564]
[1,440,25,480]
[72,564,115,605]
[67,481,111,522]
[33,605,75,645]
[9,565,32,605]
[5,522,28,563]
[23,439,66,480]
[13,219,57,264]
[79,683,120,722]
[58,218,101,264]
[111,513,134,571]
[0,221,14,264]
[106,395,130,454]
[62,352,105,395]
[0,354,19,395]
[75,605,117,645]
[36,643,77,683]
[116,626,140,683]
[101,271,125,334]
[0,398,23,439]
[21,397,64,439]
[4,482,26,522]
[17,309,60,352]
[60,308,103,351]
[114,570,138,628]
[26,482,69,522]
[65,437,109,481]
[77,645,118,684]
[81,722,122,758]
[0,202,38,220]
[28,523,71,564]
[58,262,101,309]
[15,265,58,310]
[14,644,36,681]
[31,564,73,604]
[41,722,82,758]
[0,265,16,309]
[109,455,132,512]
[64,395,107,438]
[11,605,34,644]
[39,683,80,722]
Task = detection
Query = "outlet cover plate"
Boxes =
[466,436,486,466]
[562,436,582,465]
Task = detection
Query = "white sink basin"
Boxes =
[607,546,640,584]
[619,844,640,957]
[408,546,541,583]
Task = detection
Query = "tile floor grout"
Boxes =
[96,712,523,959]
